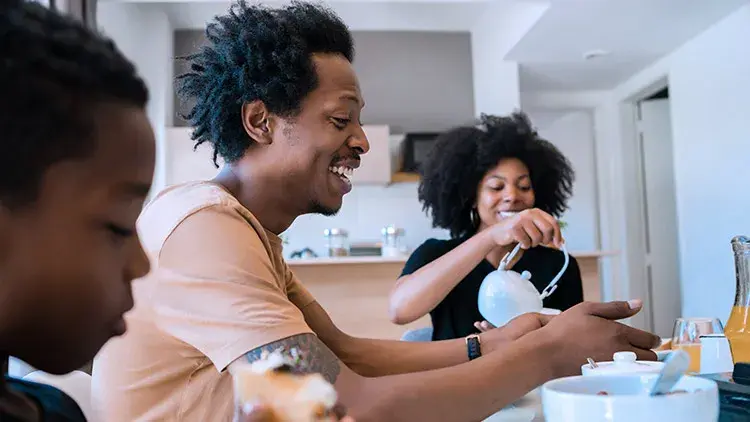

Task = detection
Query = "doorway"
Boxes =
[633,86,682,337]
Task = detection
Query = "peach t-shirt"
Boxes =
[92,182,316,421]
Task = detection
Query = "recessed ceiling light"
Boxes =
[583,49,610,60]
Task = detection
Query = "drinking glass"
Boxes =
[671,317,724,373]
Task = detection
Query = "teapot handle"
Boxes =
[540,243,569,300]
[499,243,524,270]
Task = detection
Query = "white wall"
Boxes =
[97,3,173,197]
[283,183,448,258]
[603,4,750,323]
[533,111,599,252]
[470,1,547,116]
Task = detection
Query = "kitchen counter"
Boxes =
[290,250,619,340]
[287,250,618,266]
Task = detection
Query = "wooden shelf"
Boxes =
[390,172,420,184]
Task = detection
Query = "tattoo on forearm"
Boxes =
[244,333,341,384]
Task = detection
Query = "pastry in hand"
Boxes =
[233,349,339,422]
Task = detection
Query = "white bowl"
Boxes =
[542,373,718,422]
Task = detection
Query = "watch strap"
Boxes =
[466,334,482,360]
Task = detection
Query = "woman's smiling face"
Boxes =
[475,158,536,230]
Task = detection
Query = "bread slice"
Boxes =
[233,350,338,422]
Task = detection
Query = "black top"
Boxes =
[2,376,86,422]
[400,237,584,341]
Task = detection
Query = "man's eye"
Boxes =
[332,118,350,129]
[106,223,134,238]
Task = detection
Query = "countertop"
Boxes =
[287,250,619,266]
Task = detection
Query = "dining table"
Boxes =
[484,388,544,422]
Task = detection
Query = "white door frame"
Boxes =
[596,76,672,330]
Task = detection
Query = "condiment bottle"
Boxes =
[725,235,750,363]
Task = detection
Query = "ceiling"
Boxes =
[142,1,486,32]
[119,0,749,91]
[507,0,749,90]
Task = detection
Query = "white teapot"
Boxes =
[477,242,569,327]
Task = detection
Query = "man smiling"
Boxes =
[92,1,660,421]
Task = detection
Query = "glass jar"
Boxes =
[381,225,405,257]
[725,235,750,363]
[323,228,349,257]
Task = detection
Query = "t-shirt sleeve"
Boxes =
[284,264,316,311]
[399,238,450,277]
[152,205,313,372]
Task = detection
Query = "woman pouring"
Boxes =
[389,112,583,341]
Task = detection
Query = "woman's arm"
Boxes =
[389,209,564,325]
[389,230,498,325]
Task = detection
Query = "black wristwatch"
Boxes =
[465,334,482,360]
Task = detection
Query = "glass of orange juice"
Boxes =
[671,317,724,373]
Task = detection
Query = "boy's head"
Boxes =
[179,1,369,218]
[0,1,154,374]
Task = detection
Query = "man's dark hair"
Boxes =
[419,112,575,239]
[177,0,354,166]
[0,1,148,208]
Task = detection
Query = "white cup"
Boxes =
[700,334,734,374]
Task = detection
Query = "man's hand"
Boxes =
[535,300,660,378]
[478,313,554,353]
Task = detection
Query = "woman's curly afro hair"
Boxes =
[418,112,574,239]
[177,0,354,166]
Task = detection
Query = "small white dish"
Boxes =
[581,351,664,376]
[542,373,718,422]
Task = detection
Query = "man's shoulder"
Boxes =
[141,181,238,225]
[138,182,254,253]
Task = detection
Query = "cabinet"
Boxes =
[165,127,221,186]
[350,125,392,185]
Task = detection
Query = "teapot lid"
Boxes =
[582,352,664,376]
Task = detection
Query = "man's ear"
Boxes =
[241,100,274,145]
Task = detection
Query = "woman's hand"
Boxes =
[474,320,495,332]
[488,208,563,250]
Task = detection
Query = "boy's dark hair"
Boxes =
[177,0,354,166]
[0,1,148,208]
[419,112,575,238]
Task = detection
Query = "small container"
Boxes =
[581,351,664,376]
[323,228,349,257]
[381,225,406,257]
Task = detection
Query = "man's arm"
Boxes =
[230,301,659,422]
[228,330,554,422]
[300,300,544,377]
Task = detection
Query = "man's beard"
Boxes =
[309,199,340,217]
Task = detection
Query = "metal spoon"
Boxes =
[587,358,598,369]
[649,349,690,396]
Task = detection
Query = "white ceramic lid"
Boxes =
[581,351,664,376]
